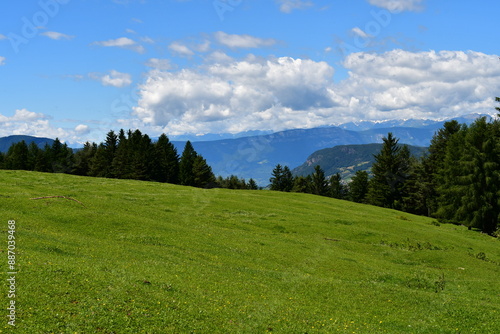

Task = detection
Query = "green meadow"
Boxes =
[1,170,499,333]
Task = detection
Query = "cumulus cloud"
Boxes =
[277,0,314,13]
[133,57,335,134]
[89,70,132,87]
[74,124,90,135]
[340,50,500,119]
[92,37,145,53]
[129,50,500,135]
[0,109,68,139]
[41,31,75,40]
[215,32,276,49]
[367,0,423,12]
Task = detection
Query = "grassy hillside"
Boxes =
[1,170,499,333]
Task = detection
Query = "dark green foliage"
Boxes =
[247,178,258,190]
[179,141,197,186]
[192,154,216,188]
[270,164,294,192]
[367,133,411,209]
[72,142,97,176]
[292,175,312,193]
[436,117,500,234]
[4,140,29,170]
[329,173,345,199]
[0,129,216,190]
[152,134,179,184]
[311,165,329,196]
[348,170,369,203]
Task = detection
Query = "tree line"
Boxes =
[0,129,221,188]
[270,108,500,235]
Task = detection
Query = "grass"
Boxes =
[1,170,500,333]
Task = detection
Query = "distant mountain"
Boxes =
[0,135,54,153]
[292,144,428,181]
[338,113,492,131]
[173,125,438,186]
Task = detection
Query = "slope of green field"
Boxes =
[1,170,499,333]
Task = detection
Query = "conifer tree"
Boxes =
[311,165,328,196]
[192,154,216,188]
[247,178,258,190]
[292,175,312,193]
[179,141,198,186]
[348,170,369,203]
[329,173,345,199]
[5,141,29,170]
[367,133,410,209]
[270,164,284,191]
[152,133,179,183]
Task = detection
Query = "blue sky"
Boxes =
[1,0,499,144]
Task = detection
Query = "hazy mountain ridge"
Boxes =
[1,114,489,185]
[292,144,428,180]
[0,135,54,153]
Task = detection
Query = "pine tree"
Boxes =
[311,165,328,196]
[72,142,97,176]
[112,129,132,179]
[179,141,197,186]
[247,178,258,190]
[152,133,179,183]
[282,166,294,192]
[5,141,29,170]
[367,133,411,209]
[192,154,216,188]
[292,175,312,193]
[329,173,345,199]
[270,164,284,191]
[448,117,500,234]
[348,170,369,203]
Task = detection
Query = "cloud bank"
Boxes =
[132,50,500,135]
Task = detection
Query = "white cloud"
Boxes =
[92,37,145,53]
[145,58,172,70]
[168,42,194,56]
[40,31,75,40]
[133,57,335,134]
[0,34,7,40]
[0,57,5,65]
[0,109,68,139]
[277,0,314,13]
[89,70,132,87]
[367,0,423,12]
[340,50,500,119]
[129,50,500,136]
[351,27,372,39]
[74,124,90,135]
[215,32,276,49]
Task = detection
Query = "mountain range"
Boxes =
[0,114,491,185]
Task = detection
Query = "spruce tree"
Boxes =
[367,133,410,209]
[179,141,197,186]
[270,164,284,191]
[311,165,328,196]
[247,178,258,190]
[348,170,369,203]
[5,141,29,170]
[152,134,179,183]
[329,173,345,199]
[192,154,216,188]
